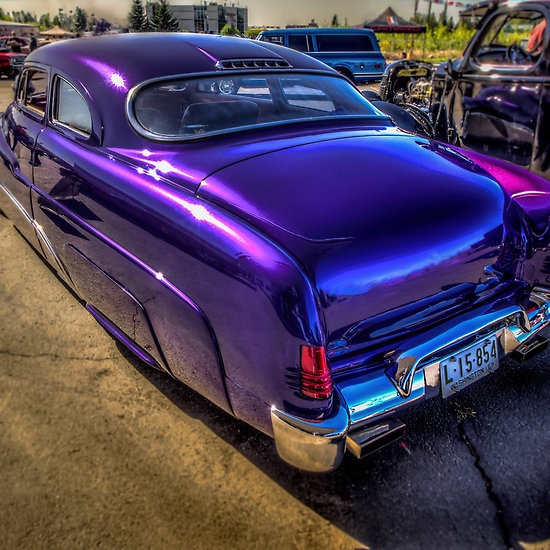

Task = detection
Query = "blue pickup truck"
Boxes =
[256,27,386,84]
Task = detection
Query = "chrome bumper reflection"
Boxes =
[271,287,550,472]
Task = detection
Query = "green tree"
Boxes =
[128,0,148,32]
[73,7,87,34]
[220,23,240,36]
[245,28,261,39]
[331,14,340,27]
[150,0,179,32]
[39,13,51,30]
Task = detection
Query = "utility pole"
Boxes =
[410,0,420,58]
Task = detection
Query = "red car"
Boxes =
[0,38,26,78]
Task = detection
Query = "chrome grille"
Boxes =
[10,55,25,67]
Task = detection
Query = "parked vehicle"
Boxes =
[1,33,550,472]
[0,45,25,78]
[379,0,550,182]
[257,27,386,83]
[0,35,30,54]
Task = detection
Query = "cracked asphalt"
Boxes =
[0,78,549,550]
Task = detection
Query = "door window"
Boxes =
[52,76,92,136]
[288,34,310,52]
[17,68,48,115]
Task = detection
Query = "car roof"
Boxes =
[460,0,550,19]
[27,32,334,91]
[259,27,376,35]
[24,33,340,147]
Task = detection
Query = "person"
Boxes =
[527,18,546,55]
[29,33,37,52]
[8,32,21,53]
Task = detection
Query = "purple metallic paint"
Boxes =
[200,134,506,333]
[2,34,550,468]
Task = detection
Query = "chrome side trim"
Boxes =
[32,219,73,286]
[0,180,33,224]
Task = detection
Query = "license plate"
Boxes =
[440,335,499,398]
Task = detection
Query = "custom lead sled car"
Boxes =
[1,33,550,472]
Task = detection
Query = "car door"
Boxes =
[445,7,548,175]
[28,73,168,368]
[0,66,48,248]
[29,73,232,412]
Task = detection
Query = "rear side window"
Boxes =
[17,68,48,115]
[316,34,374,52]
[52,76,92,136]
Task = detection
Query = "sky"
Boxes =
[0,0,459,27]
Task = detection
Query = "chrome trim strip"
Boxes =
[0,180,33,224]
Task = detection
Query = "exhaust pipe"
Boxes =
[346,417,406,459]
[511,334,548,362]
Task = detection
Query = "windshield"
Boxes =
[473,10,546,67]
[129,72,382,140]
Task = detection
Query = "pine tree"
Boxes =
[150,0,179,32]
[128,0,147,32]
[73,7,87,35]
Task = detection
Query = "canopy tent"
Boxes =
[39,25,75,38]
[365,7,426,34]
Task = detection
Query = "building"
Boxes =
[145,2,248,34]
[0,21,39,37]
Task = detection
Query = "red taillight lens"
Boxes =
[300,345,333,400]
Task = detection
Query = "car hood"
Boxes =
[199,133,507,336]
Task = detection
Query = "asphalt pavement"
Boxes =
[0,76,549,550]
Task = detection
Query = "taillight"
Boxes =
[300,345,333,400]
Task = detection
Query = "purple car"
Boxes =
[1,33,550,472]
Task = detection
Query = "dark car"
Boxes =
[379,0,550,181]
[1,33,550,473]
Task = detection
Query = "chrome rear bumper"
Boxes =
[271,287,550,472]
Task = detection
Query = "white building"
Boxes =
[145,2,248,34]
[0,21,39,37]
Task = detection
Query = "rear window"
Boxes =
[316,34,375,52]
[129,72,381,140]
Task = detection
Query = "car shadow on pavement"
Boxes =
[119,340,550,550]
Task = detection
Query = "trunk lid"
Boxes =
[198,133,508,340]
